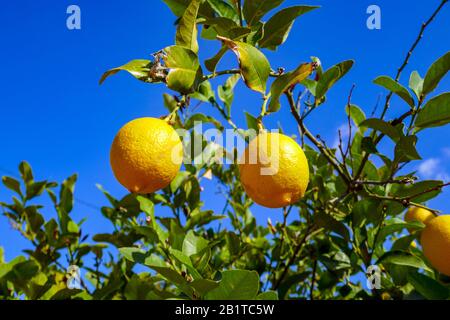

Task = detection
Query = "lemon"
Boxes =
[404,206,435,225]
[421,215,450,276]
[238,132,309,208]
[110,117,182,194]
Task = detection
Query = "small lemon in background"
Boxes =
[110,117,182,194]
[421,215,450,276]
[404,206,436,225]
[238,132,309,208]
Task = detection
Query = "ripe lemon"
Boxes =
[110,117,182,194]
[238,132,309,208]
[421,215,450,276]
[404,206,435,225]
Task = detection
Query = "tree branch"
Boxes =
[286,91,351,185]
[379,0,448,120]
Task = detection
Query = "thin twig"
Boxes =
[355,0,447,179]
[380,0,448,120]
[345,84,356,159]
[286,91,351,185]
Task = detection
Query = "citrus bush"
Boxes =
[1,0,450,300]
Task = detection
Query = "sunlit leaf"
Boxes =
[268,62,314,112]
[218,74,240,114]
[163,45,202,93]
[207,0,239,22]
[218,36,270,93]
[409,71,423,100]
[315,60,354,101]
[99,60,154,85]
[176,0,202,53]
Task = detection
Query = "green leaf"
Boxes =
[59,174,77,214]
[203,17,251,40]
[119,247,148,264]
[409,71,423,100]
[26,181,47,200]
[268,62,314,112]
[243,0,285,26]
[256,291,278,300]
[218,36,270,94]
[186,210,226,229]
[315,60,354,101]
[218,74,240,114]
[377,251,431,272]
[176,0,201,53]
[408,272,449,300]
[225,232,240,257]
[205,270,260,300]
[190,279,219,296]
[359,118,402,142]
[144,255,195,298]
[163,45,202,94]
[422,51,450,95]
[414,92,450,131]
[392,180,443,203]
[190,80,215,102]
[136,196,169,242]
[373,76,415,108]
[392,235,416,251]
[19,161,34,184]
[182,230,209,257]
[124,274,155,300]
[376,221,424,245]
[394,135,421,163]
[259,6,319,50]
[170,171,191,193]
[99,59,154,85]
[245,112,259,131]
[207,0,238,22]
[2,176,22,196]
[345,104,366,128]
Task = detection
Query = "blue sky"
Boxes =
[0,0,449,262]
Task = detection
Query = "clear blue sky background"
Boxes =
[0,0,449,262]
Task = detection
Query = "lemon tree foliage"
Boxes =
[1,0,450,301]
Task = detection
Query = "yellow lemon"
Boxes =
[110,117,182,194]
[238,132,309,208]
[404,206,435,225]
[421,215,450,276]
